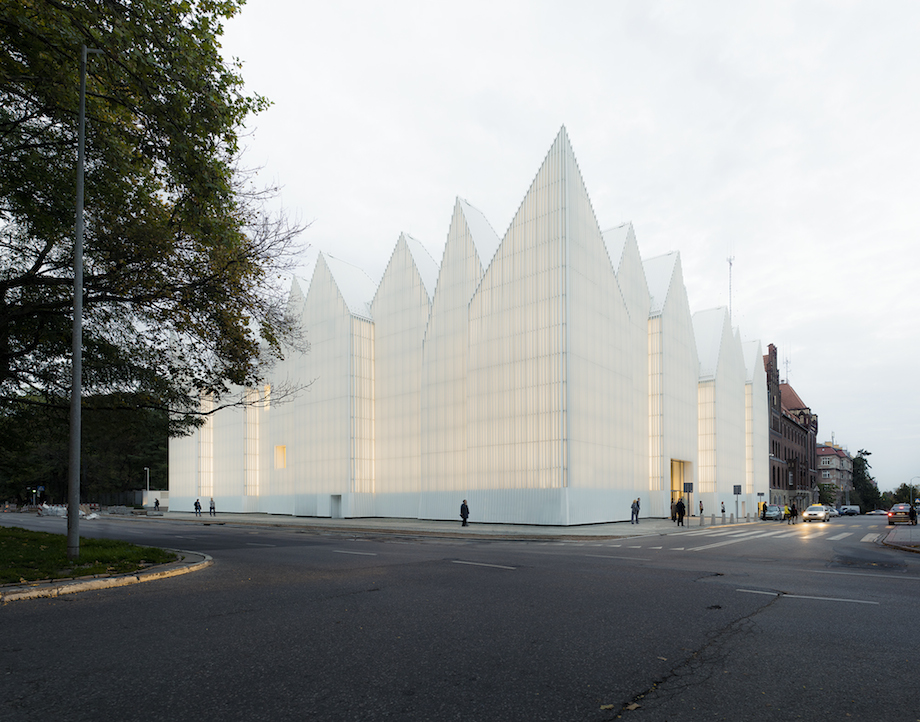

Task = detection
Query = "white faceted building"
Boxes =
[169,128,769,524]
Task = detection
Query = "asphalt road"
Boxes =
[2,514,918,722]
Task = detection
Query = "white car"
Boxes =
[802,504,830,522]
[826,507,840,517]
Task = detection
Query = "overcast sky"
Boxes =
[221,0,919,493]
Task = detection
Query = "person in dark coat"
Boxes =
[194,499,201,517]
[675,497,686,526]
[460,500,469,526]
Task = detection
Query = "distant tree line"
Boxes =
[0,394,166,504]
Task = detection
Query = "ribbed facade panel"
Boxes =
[657,256,700,508]
[421,200,496,495]
[372,234,432,495]
[468,131,568,491]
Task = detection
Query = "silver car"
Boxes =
[763,504,783,521]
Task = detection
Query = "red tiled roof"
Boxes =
[779,383,808,411]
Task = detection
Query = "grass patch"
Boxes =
[0,526,178,585]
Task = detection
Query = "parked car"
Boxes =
[802,504,830,522]
[866,509,888,515]
[886,503,915,525]
[840,505,860,515]
[826,507,840,517]
[763,504,783,521]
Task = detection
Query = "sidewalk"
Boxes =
[880,523,920,553]
[144,510,763,540]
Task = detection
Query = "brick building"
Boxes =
[764,344,819,507]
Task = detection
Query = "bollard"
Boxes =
[730,513,735,524]
[700,513,705,526]
[721,512,726,525]
[711,513,716,526]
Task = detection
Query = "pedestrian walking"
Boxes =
[910,505,917,526]
[671,500,677,523]
[699,500,703,517]
[194,499,201,517]
[154,498,159,511]
[721,501,725,514]
[790,503,797,524]
[631,498,640,524]
[209,497,216,516]
[675,497,686,526]
[460,499,469,526]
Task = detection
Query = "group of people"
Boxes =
[668,497,687,526]
[193,498,216,517]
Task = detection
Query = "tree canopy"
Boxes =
[851,449,882,511]
[0,0,304,433]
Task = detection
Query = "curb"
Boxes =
[0,549,212,604]
[880,528,920,555]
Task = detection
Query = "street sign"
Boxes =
[733,485,742,495]
[683,482,693,492]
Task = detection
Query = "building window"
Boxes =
[274,445,286,469]
[822,470,831,478]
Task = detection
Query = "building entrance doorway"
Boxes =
[670,460,690,514]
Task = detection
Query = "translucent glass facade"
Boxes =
[169,128,769,523]
[693,308,750,512]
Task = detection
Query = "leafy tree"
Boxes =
[0,0,305,434]
[851,449,882,511]
[818,483,837,506]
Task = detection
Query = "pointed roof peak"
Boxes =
[400,233,440,300]
[643,251,680,316]
[456,197,501,268]
[319,252,376,320]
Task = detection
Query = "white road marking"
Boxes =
[737,589,878,605]
[804,569,920,581]
[861,533,881,543]
[246,542,276,547]
[585,554,650,561]
[687,529,796,551]
[452,560,515,570]
[827,533,853,541]
[333,550,377,556]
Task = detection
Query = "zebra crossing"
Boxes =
[548,524,883,552]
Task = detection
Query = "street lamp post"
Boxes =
[145,467,150,491]
[67,44,102,560]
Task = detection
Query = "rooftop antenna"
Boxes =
[783,351,791,384]
[727,253,735,321]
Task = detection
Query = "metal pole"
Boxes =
[68,45,100,559]
[145,467,150,491]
